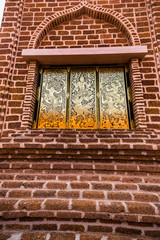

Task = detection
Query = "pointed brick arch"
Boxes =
[23,2,146,130]
[28,2,141,49]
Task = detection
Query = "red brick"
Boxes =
[0,190,7,197]
[45,199,69,210]
[116,227,141,235]
[33,190,56,198]
[32,164,51,170]
[58,175,77,181]
[71,182,89,189]
[2,181,22,188]
[92,183,112,190]
[139,184,160,192]
[145,231,160,238]
[108,236,132,240]
[126,202,155,214]
[12,163,30,169]
[133,193,159,202]
[108,192,132,201]
[83,191,104,199]
[113,214,138,223]
[33,224,57,231]
[29,211,55,218]
[116,165,138,171]
[0,200,17,211]
[58,190,80,198]
[142,216,160,224]
[57,211,81,219]
[115,184,137,190]
[60,224,85,232]
[80,234,102,240]
[6,224,30,230]
[95,164,114,170]
[16,175,35,180]
[23,182,44,188]
[72,200,96,212]
[19,200,43,210]
[3,211,27,219]
[9,190,31,198]
[50,233,75,240]
[99,201,125,213]
[21,233,48,240]
[46,182,67,189]
[88,225,112,232]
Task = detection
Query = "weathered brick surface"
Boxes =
[0,148,159,237]
[0,0,160,132]
[0,233,155,240]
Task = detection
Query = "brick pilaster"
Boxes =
[21,61,39,129]
[130,58,147,129]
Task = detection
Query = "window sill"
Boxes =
[22,46,147,65]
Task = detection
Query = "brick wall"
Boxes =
[39,15,129,48]
[0,140,160,239]
[0,0,160,239]
[0,0,160,133]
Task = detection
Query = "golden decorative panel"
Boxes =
[38,69,67,129]
[36,67,131,129]
[99,67,129,129]
[69,68,97,129]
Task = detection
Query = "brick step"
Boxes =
[1,157,160,163]
[0,188,160,203]
[1,158,160,164]
[0,148,160,237]
[0,148,160,155]
[1,128,160,150]
[0,175,160,187]
[1,155,160,161]
[4,135,152,143]
[7,129,154,135]
[0,172,160,183]
[1,171,159,178]
[0,232,155,240]
[0,173,160,182]
[1,151,160,163]
[0,203,160,236]
[6,134,152,139]
[1,162,160,175]
[1,181,160,200]
[0,175,160,224]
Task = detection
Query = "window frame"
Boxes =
[22,47,147,130]
[33,64,134,130]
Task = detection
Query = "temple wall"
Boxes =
[0,0,160,239]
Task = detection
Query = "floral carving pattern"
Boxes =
[99,67,129,129]
[69,68,97,129]
[38,69,67,129]
[37,67,129,129]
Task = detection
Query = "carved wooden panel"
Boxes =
[38,69,67,129]
[99,67,129,129]
[69,68,97,129]
[37,67,130,129]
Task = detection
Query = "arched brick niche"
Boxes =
[22,1,147,129]
[28,1,141,49]
[39,15,129,49]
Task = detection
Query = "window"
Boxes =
[33,66,134,129]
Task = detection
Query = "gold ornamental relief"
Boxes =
[36,66,131,130]
[38,69,67,129]
[69,68,97,129]
[99,68,129,129]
